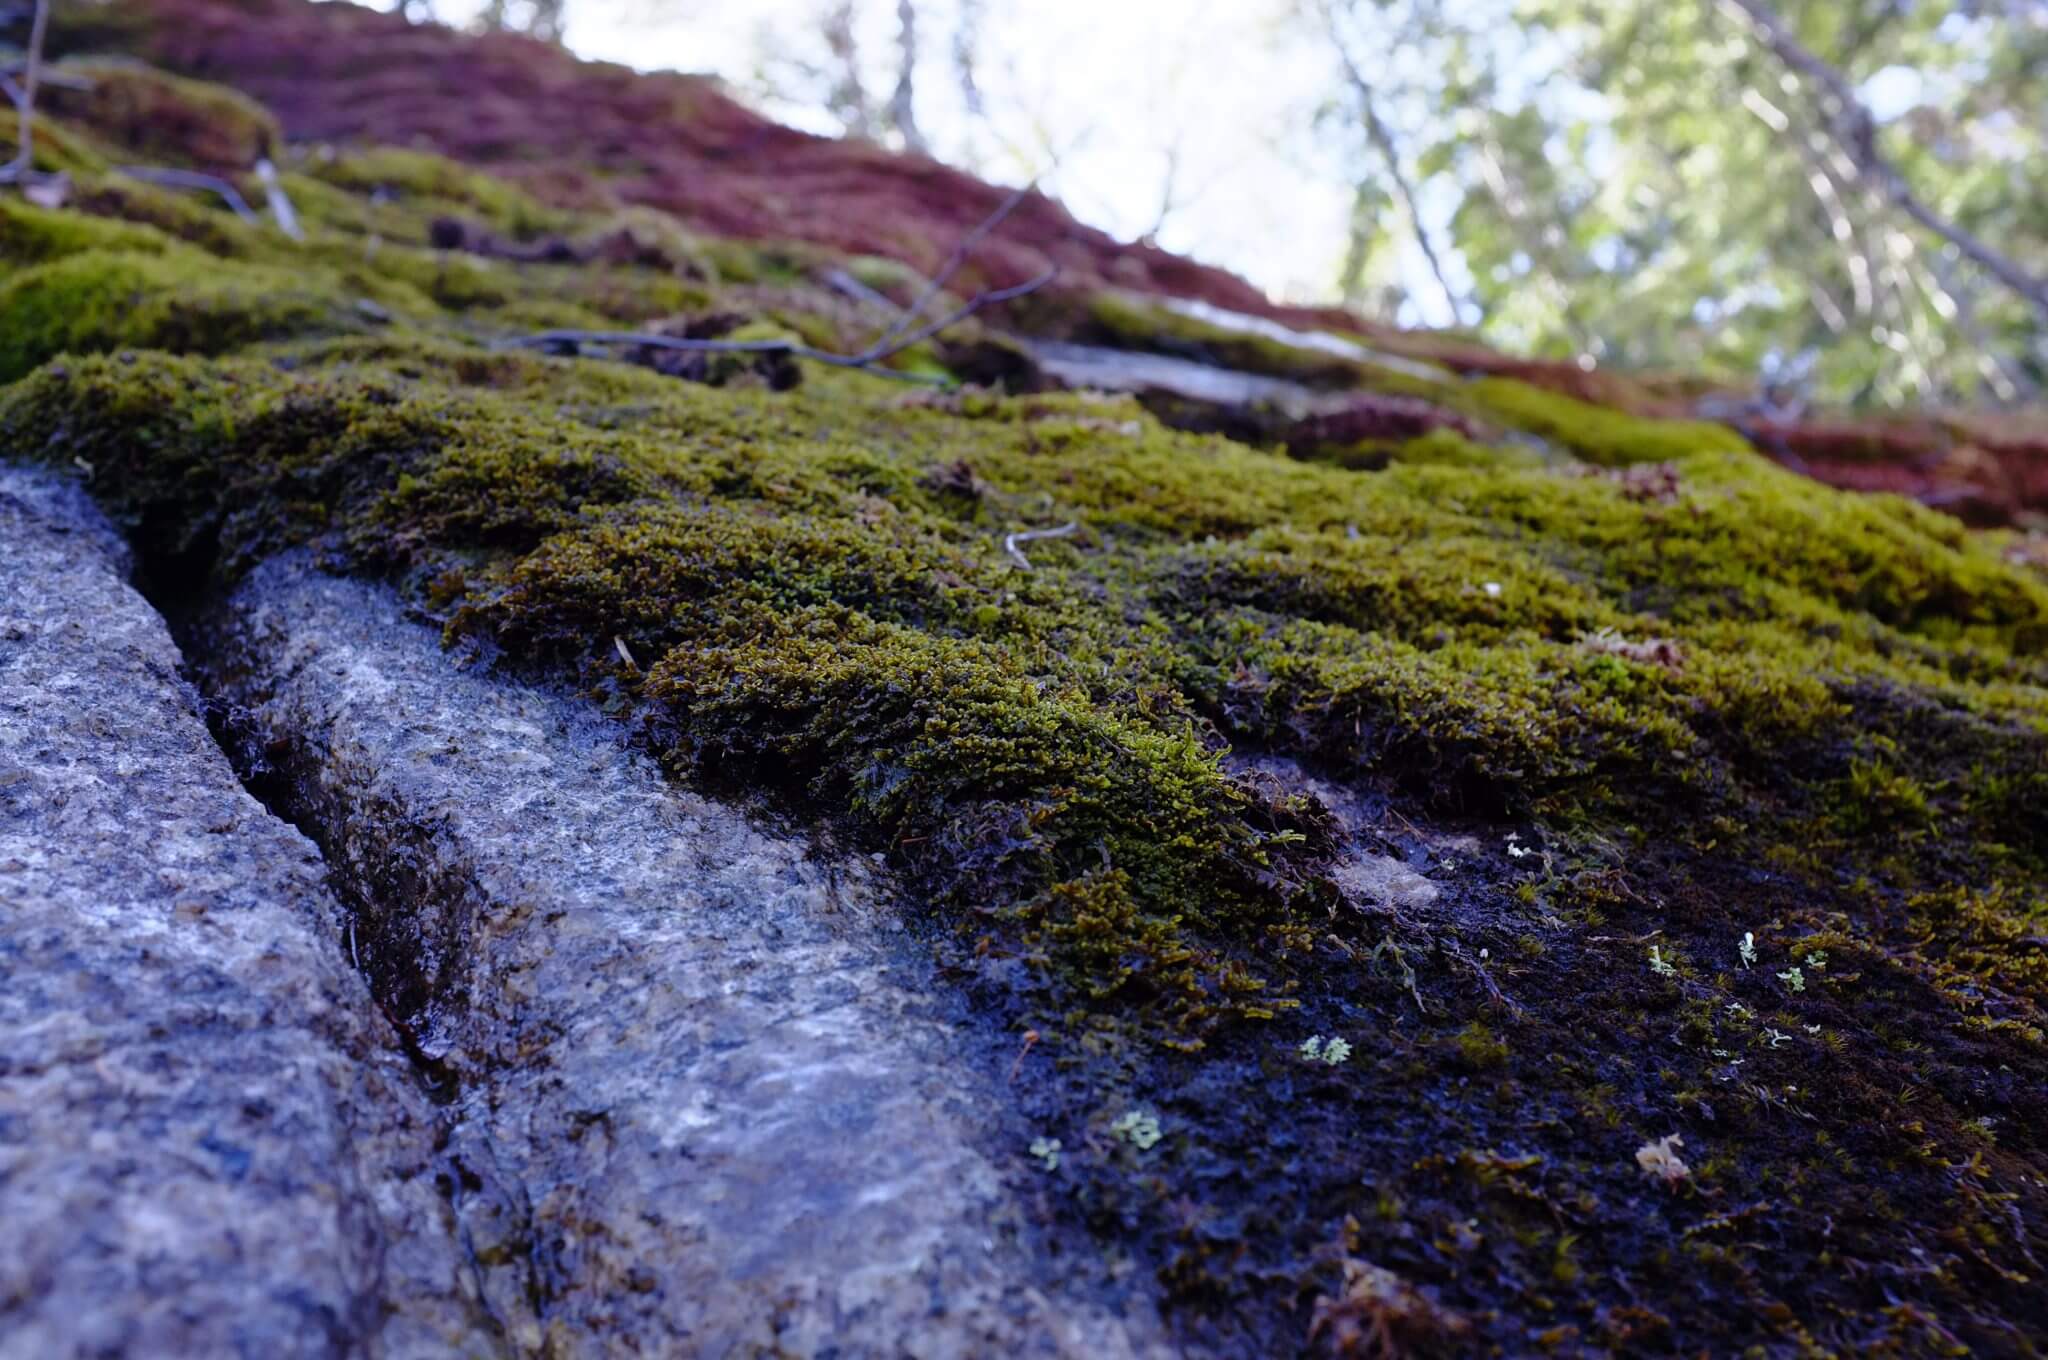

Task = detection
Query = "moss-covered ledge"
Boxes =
[4,49,2047,1355]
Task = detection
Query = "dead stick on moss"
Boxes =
[867,176,1040,355]
[1002,520,1078,570]
[113,165,263,222]
[507,264,1057,384]
[255,158,305,241]
[0,0,49,184]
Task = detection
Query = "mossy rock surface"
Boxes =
[4,49,2047,1359]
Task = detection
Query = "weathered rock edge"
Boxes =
[0,467,497,1360]
[186,552,1175,1359]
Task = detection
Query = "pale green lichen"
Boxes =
[1111,1111,1164,1150]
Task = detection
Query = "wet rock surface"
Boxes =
[189,554,1173,1359]
[0,468,492,1360]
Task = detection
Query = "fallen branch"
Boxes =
[867,175,1039,356]
[1002,520,1077,570]
[822,266,901,314]
[113,165,262,222]
[0,0,49,185]
[507,264,1057,385]
[254,157,304,240]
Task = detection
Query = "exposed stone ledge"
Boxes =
[0,467,495,1358]
[186,553,1173,1359]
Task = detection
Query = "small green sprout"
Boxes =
[1110,1111,1162,1150]
[1029,1137,1061,1171]
[1777,966,1805,992]
[1805,951,1828,971]
[1738,932,1757,968]
[1649,945,1677,977]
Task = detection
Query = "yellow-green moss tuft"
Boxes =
[45,58,282,168]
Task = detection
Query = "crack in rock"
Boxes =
[0,468,497,1359]
[184,552,1174,1359]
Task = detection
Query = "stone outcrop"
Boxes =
[0,468,494,1359]
[4,7,2047,1350]
[186,555,1171,1358]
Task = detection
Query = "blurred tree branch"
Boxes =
[0,0,49,184]
[1719,0,2048,326]
[1319,0,1473,325]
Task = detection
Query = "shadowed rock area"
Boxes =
[185,555,1172,1359]
[0,468,493,1359]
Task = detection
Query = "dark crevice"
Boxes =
[132,539,466,1106]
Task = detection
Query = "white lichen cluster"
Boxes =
[1635,1133,1690,1188]
[1110,1111,1162,1150]
[1299,1035,1352,1066]
[1648,945,1677,977]
[1028,1137,1061,1171]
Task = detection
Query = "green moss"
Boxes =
[0,249,363,382]
[299,147,569,240]
[62,173,270,256]
[1458,375,1752,465]
[0,195,174,265]
[45,58,281,168]
[1454,1021,1511,1069]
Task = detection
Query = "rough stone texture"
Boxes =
[0,468,494,1360]
[192,554,1174,1360]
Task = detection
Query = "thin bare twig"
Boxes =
[0,0,50,184]
[867,176,1039,356]
[255,158,304,241]
[113,165,263,222]
[1002,520,1077,570]
[856,265,1054,360]
[508,264,1057,384]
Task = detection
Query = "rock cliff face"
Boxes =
[2,4,2047,1356]
[0,469,494,1357]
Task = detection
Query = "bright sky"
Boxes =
[408,1,1937,325]
[421,0,1367,308]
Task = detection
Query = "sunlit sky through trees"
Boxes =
[403,0,2040,406]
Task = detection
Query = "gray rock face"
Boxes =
[191,554,1171,1359]
[0,469,494,1360]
